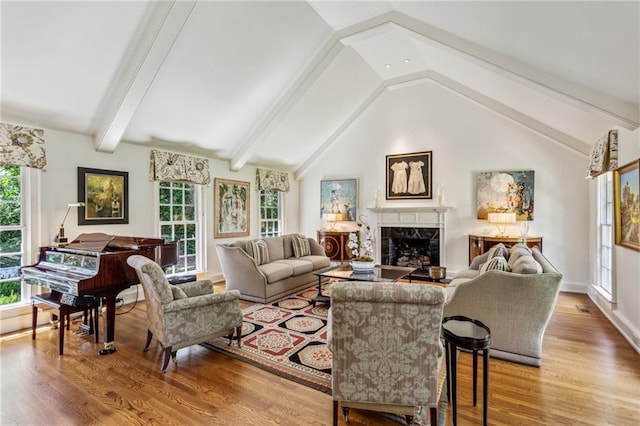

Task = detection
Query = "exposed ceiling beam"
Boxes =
[229,34,344,171]
[294,72,442,180]
[294,80,386,181]
[384,11,639,129]
[91,1,196,153]
[247,10,633,175]
[295,69,589,180]
[423,70,591,157]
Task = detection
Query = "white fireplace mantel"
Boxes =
[368,206,453,229]
[368,206,454,266]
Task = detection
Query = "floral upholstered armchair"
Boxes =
[329,282,447,426]
[127,255,243,372]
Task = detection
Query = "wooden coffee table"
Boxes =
[312,264,417,306]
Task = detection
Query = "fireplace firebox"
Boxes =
[380,227,440,279]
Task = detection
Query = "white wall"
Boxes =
[298,81,640,352]
[2,84,637,351]
[299,81,590,288]
[0,128,299,333]
[588,128,640,352]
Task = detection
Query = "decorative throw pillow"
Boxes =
[486,243,507,260]
[508,247,533,268]
[509,243,532,255]
[511,256,543,274]
[171,286,188,300]
[479,255,511,274]
[492,246,510,261]
[292,235,311,258]
[247,239,269,265]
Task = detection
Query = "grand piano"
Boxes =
[21,233,178,354]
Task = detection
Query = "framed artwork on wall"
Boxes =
[214,178,250,238]
[614,159,640,251]
[77,167,129,225]
[386,151,432,200]
[320,179,358,221]
[476,170,535,220]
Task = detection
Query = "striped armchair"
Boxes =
[328,282,447,426]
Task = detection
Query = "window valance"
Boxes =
[0,122,47,169]
[586,130,618,179]
[149,150,211,185]
[256,167,290,192]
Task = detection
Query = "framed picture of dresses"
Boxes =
[386,151,432,200]
[614,159,640,251]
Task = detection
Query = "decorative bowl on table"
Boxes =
[427,266,447,280]
[350,260,376,273]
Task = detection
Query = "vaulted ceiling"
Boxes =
[2,1,638,178]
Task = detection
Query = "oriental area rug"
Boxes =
[201,284,446,426]
[202,285,333,393]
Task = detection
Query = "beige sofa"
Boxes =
[443,245,563,367]
[216,234,331,303]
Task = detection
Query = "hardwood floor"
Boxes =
[1,291,638,425]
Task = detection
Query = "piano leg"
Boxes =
[98,295,118,355]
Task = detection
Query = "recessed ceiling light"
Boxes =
[403,58,411,63]
[385,64,391,69]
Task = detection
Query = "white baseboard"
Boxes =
[588,286,640,354]
[560,281,588,294]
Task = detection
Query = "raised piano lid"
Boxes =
[65,233,115,251]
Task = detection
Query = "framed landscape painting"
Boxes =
[386,151,432,200]
[614,159,640,251]
[77,167,128,225]
[320,179,358,221]
[214,178,250,238]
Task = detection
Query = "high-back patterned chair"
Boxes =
[329,282,447,426]
[127,255,243,372]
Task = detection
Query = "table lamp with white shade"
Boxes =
[487,212,516,236]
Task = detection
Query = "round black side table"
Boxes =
[442,315,491,426]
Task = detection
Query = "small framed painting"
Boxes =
[77,167,128,225]
[214,178,250,238]
[320,179,358,221]
[614,159,640,251]
[386,151,432,200]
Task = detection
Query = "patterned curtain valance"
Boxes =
[0,122,47,169]
[586,130,618,179]
[149,150,211,185]
[256,167,290,192]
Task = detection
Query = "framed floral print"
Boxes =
[214,178,250,238]
[614,159,640,251]
[386,151,432,200]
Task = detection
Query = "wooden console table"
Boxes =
[469,234,542,264]
[317,231,355,262]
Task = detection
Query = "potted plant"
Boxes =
[347,222,375,272]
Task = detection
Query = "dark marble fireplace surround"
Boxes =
[380,226,440,279]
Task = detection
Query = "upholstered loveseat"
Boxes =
[216,234,331,303]
[443,244,563,367]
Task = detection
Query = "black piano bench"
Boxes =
[31,292,100,356]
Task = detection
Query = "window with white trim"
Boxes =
[596,172,614,298]
[0,165,26,306]
[259,189,282,237]
[158,181,203,275]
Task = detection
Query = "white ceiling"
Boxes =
[1,1,638,176]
